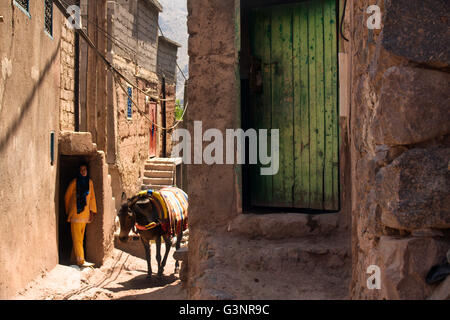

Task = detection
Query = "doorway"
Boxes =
[241,0,340,211]
[58,155,89,265]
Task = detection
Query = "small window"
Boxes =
[127,86,133,119]
[44,0,53,37]
[14,0,30,15]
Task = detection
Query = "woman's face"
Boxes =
[80,165,88,177]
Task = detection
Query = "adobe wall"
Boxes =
[113,57,159,196]
[157,37,179,85]
[60,21,77,131]
[349,0,450,299]
[0,2,64,299]
[108,0,178,198]
[108,0,160,197]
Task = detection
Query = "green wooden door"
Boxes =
[249,0,339,211]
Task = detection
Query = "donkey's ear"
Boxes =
[121,192,127,202]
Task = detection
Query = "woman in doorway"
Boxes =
[64,163,97,268]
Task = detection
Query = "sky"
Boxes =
[158,0,189,104]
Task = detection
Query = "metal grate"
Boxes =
[44,0,53,36]
[15,0,29,12]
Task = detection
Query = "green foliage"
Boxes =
[175,99,184,121]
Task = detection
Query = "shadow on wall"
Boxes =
[0,42,61,153]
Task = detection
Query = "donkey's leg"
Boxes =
[156,236,163,277]
[174,230,183,274]
[160,235,171,275]
[141,237,152,279]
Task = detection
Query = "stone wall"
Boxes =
[349,0,450,299]
[111,0,159,73]
[60,22,76,131]
[108,0,161,197]
[108,0,178,197]
[157,36,179,85]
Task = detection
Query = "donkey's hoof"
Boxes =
[146,274,152,280]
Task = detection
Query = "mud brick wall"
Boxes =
[60,22,77,131]
[112,0,159,73]
[349,0,450,299]
[157,37,179,85]
[136,2,159,73]
[108,0,161,196]
[113,60,158,196]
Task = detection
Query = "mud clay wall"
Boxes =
[0,2,64,299]
[349,0,450,299]
[108,0,161,197]
[60,21,77,131]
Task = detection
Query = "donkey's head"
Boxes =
[117,193,137,243]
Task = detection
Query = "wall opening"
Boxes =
[58,155,91,265]
[240,0,341,213]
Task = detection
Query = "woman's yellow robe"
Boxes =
[64,178,97,265]
[64,179,97,223]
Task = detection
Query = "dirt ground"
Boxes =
[13,246,187,300]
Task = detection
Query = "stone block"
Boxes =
[229,214,310,240]
[59,131,97,156]
[379,236,450,299]
[371,67,450,146]
[382,0,450,66]
[376,147,450,230]
[173,247,188,261]
[311,213,339,235]
[428,276,450,300]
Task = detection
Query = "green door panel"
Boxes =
[249,0,339,211]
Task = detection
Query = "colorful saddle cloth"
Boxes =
[138,187,188,236]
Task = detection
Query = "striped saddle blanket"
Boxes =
[137,187,188,237]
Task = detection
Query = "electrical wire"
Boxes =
[340,0,349,42]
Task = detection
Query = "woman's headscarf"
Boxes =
[76,168,90,214]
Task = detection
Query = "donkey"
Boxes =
[118,193,183,279]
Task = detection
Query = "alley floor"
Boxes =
[13,247,187,300]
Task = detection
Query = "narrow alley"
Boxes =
[1,0,449,304]
[14,246,186,300]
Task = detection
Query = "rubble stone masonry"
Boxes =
[349,0,450,299]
